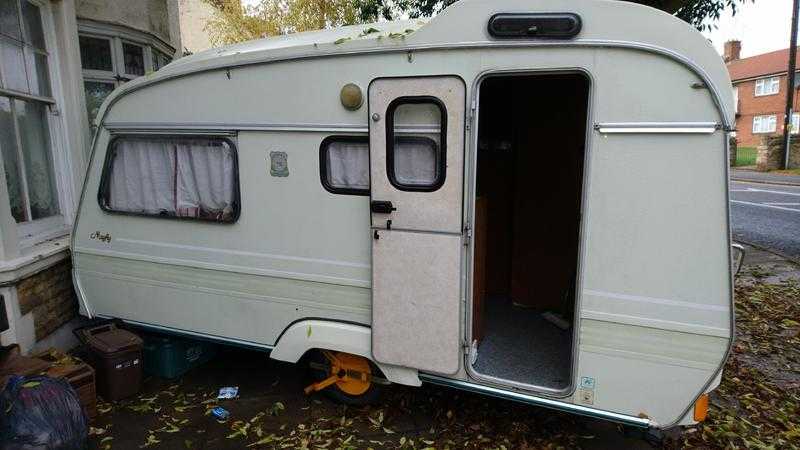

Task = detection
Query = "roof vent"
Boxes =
[488,13,582,39]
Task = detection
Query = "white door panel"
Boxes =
[369,76,465,374]
[369,77,465,233]
[371,230,461,374]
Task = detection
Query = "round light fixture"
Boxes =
[340,83,363,111]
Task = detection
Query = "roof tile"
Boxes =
[728,47,798,82]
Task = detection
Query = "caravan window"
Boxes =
[99,136,239,223]
[319,136,369,195]
[386,98,446,191]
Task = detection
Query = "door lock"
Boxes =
[370,200,396,214]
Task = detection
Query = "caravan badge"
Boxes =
[270,151,289,177]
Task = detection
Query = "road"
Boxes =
[730,181,800,260]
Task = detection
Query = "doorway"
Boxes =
[469,72,590,392]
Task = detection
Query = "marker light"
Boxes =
[693,393,709,422]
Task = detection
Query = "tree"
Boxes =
[205,0,749,46]
[204,0,393,46]
[394,0,749,31]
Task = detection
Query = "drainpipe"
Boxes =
[783,0,800,169]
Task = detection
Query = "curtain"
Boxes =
[392,138,437,186]
[326,141,368,190]
[176,140,235,220]
[108,139,175,215]
[107,138,235,221]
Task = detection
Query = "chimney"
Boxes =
[724,40,742,62]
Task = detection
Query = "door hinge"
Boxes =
[463,225,472,246]
[466,99,477,131]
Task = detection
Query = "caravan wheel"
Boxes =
[305,350,382,405]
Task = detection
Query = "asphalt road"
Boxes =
[730,181,800,260]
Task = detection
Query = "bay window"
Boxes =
[78,20,175,127]
[0,0,64,239]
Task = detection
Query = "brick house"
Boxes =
[0,0,217,354]
[724,40,800,147]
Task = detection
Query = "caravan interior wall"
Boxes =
[72,0,734,429]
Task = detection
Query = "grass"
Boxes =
[735,146,757,166]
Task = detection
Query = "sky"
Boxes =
[241,0,792,59]
[702,0,794,58]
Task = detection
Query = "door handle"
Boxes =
[371,200,396,214]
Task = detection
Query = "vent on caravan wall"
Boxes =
[487,13,582,39]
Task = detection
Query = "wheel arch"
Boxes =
[270,319,421,387]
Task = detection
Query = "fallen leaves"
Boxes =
[87,273,798,449]
[679,280,800,449]
[139,433,160,448]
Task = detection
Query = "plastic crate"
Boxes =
[142,334,217,379]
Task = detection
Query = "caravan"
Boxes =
[72,0,735,430]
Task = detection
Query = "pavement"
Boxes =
[730,180,800,261]
[730,168,800,186]
[737,242,800,284]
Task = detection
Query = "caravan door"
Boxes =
[368,76,466,375]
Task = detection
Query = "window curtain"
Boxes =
[327,141,369,190]
[107,138,235,221]
[392,138,438,186]
[108,139,175,215]
[176,140,235,220]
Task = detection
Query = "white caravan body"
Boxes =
[72,0,735,430]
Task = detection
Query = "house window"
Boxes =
[754,77,780,96]
[0,0,62,230]
[99,136,239,223]
[77,21,174,127]
[792,113,799,135]
[151,48,171,71]
[386,98,446,192]
[732,86,738,114]
[319,136,369,195]
[752,115,778,134]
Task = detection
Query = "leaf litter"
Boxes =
[88,276,798,449]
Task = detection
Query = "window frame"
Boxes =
[78,20,174,76]
[0,1,50,99]
[78,34,116,79]
[97,134,242,224]
[119,39,146,79]
[754,76,780,97]
[752,114,778,134]
[319,135,370,196]
[385,96,447,193]
[792,113,799,135]
[77,20,175,128]
[0,0,72,246]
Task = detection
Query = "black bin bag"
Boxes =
[0,375,88,450]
